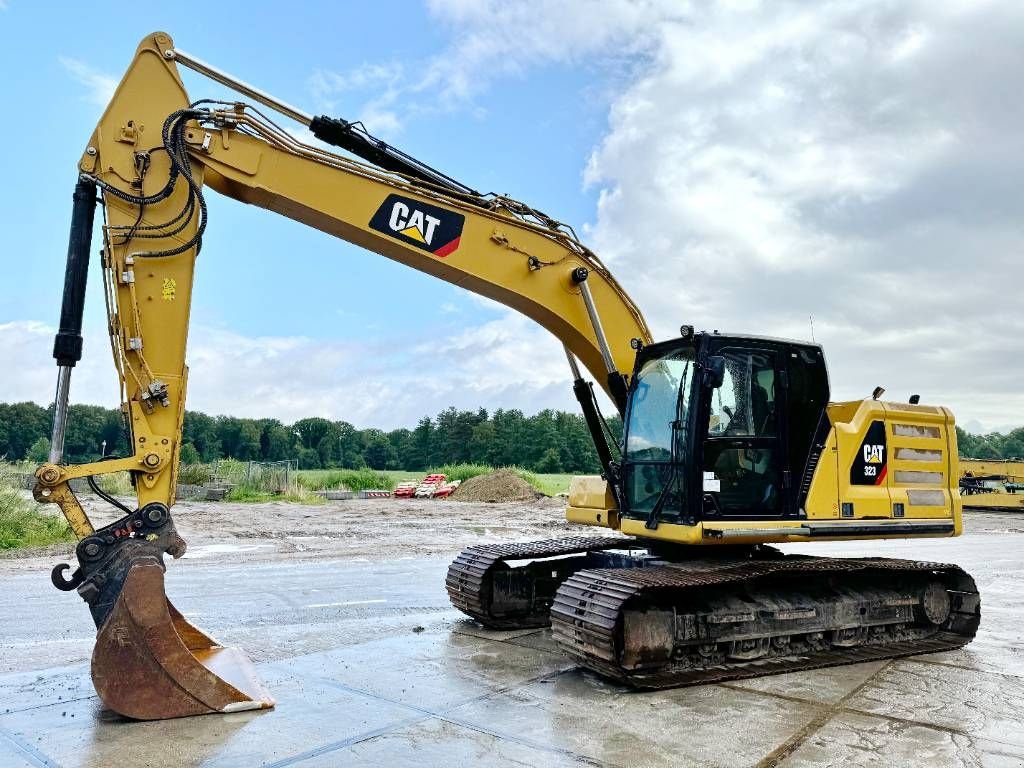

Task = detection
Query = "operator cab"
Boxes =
[620,330,829,526]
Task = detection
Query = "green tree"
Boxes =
[534,446,563,473]
[0,402,50,460]
[387,428,413,468]
[406,417,434,470]
[183,411,221,461]
[179,442,201,465]
[293,418,334,451]
[363,429,397,469]
[296,447,321,469]
[491,408,526,466]
[259,420,294,461]
[317,434,339,467]
[27,437,50,464]
[335,421,364,468]
[468,420,497,465]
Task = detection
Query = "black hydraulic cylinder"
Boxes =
[52,179,97,367]
[606,372,629,417]
[309,115,480,197]
[572,377,620,501]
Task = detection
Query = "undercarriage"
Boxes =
[446,536,980,688]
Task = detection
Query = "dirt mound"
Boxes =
[451,470,542,503]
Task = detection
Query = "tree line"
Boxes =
[0,401,622,474]
[956,427,1024,461]
[2,401,1020,472]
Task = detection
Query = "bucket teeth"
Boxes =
[91,561,274,720]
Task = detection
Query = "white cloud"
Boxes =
[59,57,117,106]
[309,61,406,136]
[351,0,1019,431]
[575,0,1024,429]
[307,0,665,130]
[0,317,578,429]
[310,0,1017,431]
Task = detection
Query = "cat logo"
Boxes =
[863,444,884,464]
[369,194,464,257]
[850,420,887,486]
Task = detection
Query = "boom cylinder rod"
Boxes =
[168,47,314,126]
[49,179,98,464]
[571,267,630,414]
[50,367,72,464]
[571,268,616,376]
[563,345,583,379]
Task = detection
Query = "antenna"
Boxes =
[809,315,815,343]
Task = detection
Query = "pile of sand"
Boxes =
[451,470,542,503]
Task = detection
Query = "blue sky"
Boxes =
[1,1,1021,432]
[0,1,631,426]
[0,2,610,348]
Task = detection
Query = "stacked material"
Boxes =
[393,481,418,498]
[432,479,461,498]
[415,474,447,498]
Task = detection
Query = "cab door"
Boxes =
[701,346,788,518]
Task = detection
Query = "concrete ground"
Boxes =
[0,501,1022,767]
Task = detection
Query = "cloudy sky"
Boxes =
[0,1,1020,433]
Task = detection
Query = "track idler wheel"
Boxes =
[92,560,274,720]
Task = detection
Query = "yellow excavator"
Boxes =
[960,459,1024,511]
[35,32,980,720]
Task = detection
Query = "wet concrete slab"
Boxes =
[724,660,888,705]
[0,663,95,715]
[451,670,825,767]
[451,619,562,653]
[0,663,415,768]
[0,519,1021,767]
[0,731,52,768]
[273,628,575,711]
[843,659,1024,747]
[295,717,590,768]
[778,709,1024,767]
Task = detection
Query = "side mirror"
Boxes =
[703,356,725,389]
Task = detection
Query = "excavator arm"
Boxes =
[33,31,650,720]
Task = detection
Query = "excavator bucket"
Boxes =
[45,500,275,721]
[91,561,275,720]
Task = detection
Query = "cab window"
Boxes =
[708,350,777,437]
[625,349,695,461]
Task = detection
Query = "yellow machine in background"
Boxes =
[960,459,1024,511]
[36,32,980,719]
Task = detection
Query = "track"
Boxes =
[445,536,639,629]
[550,556,980,688]
[447,538,980,688]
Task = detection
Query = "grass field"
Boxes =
[295,465,577,496]
[0,463,73,549]
[0,458,580,518]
